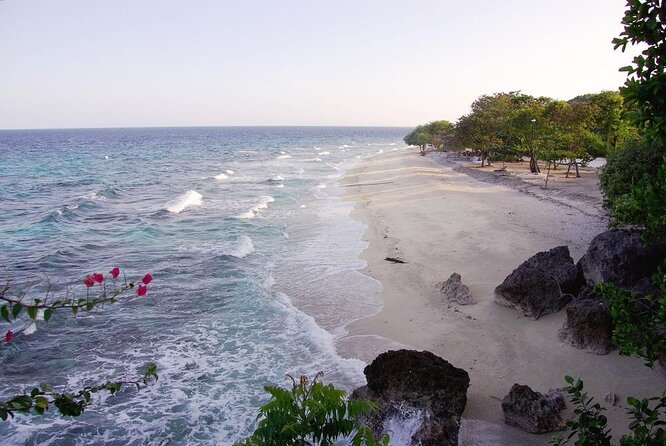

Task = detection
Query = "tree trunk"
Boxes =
[574,161,580,178]
[566,161,572,178]
[529,152,540,173]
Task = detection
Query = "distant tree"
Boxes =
[455,92,520,167]
[404,120,454,155]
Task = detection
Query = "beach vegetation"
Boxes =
[404,120,454,154]
[555,3,666,442]
[551,376,666,446]
[596,266,666,368]
[409,89,631,173]
[601,0,666,243]
[238,373,388,446]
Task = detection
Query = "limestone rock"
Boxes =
[501,384,566,434]
[578,229,666,289]
[494,246,581,319]
[559,287,613,355]
[604,392,619,407]
[439,273,477,305]
[523,246,584,295]
[351,349,470,446]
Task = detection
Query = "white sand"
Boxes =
[339,147,664,443]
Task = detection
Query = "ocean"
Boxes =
[0,126,407,445]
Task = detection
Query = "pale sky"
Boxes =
[0,0,637,129]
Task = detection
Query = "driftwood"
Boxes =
[384,257,406,264]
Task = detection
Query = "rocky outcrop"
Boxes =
[578,229,666,289]
[351,349,470,446]
[438,273,477,305]
[559,287,613,354]
[501,384,566,434]
[495,246,581,319]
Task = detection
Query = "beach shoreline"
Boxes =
[338,147,663,442]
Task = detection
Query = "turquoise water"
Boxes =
[0,127,407,445]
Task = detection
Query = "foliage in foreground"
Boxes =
[595,263,666,367]
[601,0,666,243]
[0,268,157,419]
[551,376,666,446]
[0,363,158,420]
[238,373,388,446]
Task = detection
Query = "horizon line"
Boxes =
[0,124,415,132]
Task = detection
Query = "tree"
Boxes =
[455,92,521,167]
[404,121,454,155]
[613,0,666,144]
[601,0,666,242]
[587,91,637,151]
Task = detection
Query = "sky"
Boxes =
[0,0,639,129]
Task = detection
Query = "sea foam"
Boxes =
[225,235,255,258]
[165,190,203,214]
[215,173,228,180]
[236,196,274,219]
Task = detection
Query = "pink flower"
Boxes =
[110,267,120,279]
[93,273,105,284]
[141,273,152,285]
[84,275,95,288]
[136,283,148,296]
[5,330,13,343]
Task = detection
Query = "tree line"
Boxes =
[405,90,637,173]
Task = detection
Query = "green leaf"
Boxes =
[27,306,38,320]
[43,309,53,322]
[0,305,9,323]
[11,303,23,319]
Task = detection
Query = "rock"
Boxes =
[604,392,619,407]
[351,349,470,446]
[439,273,477,305]
[495,266,562,318]
[501,384,566,434]
[495,246,580,318]
[523,246,584,295]
[559,287,613,354]
[578,229,666,289]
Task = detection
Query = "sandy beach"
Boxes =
[339,147,664,444]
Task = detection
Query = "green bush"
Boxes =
[594,261,666,368]
[612,159,666,242]
[599,138,663,207]
[552,377,666,446]
[238,374,388,446]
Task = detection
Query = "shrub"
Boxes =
[238,373,388,446]
[551,377,666,446]
[595,264,666,368]
[599,138,662,207]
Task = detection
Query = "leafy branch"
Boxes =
[0,363,158,420]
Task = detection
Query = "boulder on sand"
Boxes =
[501,384,566,434]
[578,229,666,289]
[559,287,613,355]
[438,272,477,305]
[495,246,582,319]
[351,349,470,446]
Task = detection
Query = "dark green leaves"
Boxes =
[0,364,159,420]
[240,374,388,446]
[0,305,9,323]
[27,306,37,320]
